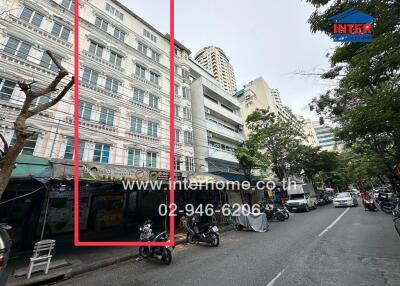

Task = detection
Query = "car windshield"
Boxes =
[290,194,305,200]
[335,193,350,198]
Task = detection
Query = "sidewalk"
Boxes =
[7,225,234,286]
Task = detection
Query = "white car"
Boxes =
[333,192,358,207]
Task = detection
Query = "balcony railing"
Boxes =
[206,121,244,142]
[208,148,238,163]
[65,116,117,133]
[204,97,243,125]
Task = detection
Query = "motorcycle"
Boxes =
[186,215,220,247]
[264,204,286,221]
[138,220,174,265]
[380,197,400,214]
[363,198,378,211]
[277,206,290,220]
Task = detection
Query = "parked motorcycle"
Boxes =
[264,204,286,221]
[186,215,219,247]
[380,197,400,214]
[278,206,290,220]
[139,220,174,265]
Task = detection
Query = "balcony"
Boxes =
[125,131,160,144]
[208,148,238,163]
[206,121,244,143]
[65,116,117,133]
[204,97,243,125]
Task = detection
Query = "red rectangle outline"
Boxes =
[73,0,175,247]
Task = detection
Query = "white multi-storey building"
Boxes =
[194,46,237,95]
[189,59,244,173]
[0,0,195,174]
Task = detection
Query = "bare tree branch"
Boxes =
[27,77,74,117]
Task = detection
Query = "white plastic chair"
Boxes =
[27,240,55,279]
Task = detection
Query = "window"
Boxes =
[20,7,43,27]
[99,106,115,126]
[183,107,192,121]
[31,94,51,108]
[105,76,120,93]
[127,148,140,167]
[185,156,195,172]
[64,137,85,160]
[4,37,31,60]
[113,27,125,41]
[0,79,16,101]
[146,152,157,168]
[184,131,193,145]
[51,22,71,41]
[61,0,74,11]
[150,72,159,85]
[95,16,108,32]
[174,104,180,118]
[175,129,180,143]
[39,52,60,72]
[106,3,124,20]
[147,121,158,137]
[93,143,110,163]
[138,43,147,55]
[175,85,179,96]
[133,88,144,102]
[151,51,160,63]
[109,51,122,67]
[130,116,142,133]
[143,29,157,43]
[10,132,38,155]
[82,67,98,85]
[182,69,189,79]
[88,40,104,57]
[78,100,93,121]
[174,155,181,171]
[135,64,146,78]
[182,87,190,99]
[148,94,159,109]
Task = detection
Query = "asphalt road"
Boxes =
[54,203,400,286]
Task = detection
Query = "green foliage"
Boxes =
[307,0,400,191]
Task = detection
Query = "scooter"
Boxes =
[363,198,378,211]
[264,204,286,221]
[277,206,290,220]
[138,220,174,265]
[186,215,219,247]
[380,197,400,214]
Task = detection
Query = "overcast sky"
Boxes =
[121,0,338,119]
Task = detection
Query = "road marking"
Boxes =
[266,266,287,286]
[318,207,350,237]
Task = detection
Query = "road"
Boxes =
[54,204,400,286]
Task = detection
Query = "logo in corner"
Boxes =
[329,8,374,42]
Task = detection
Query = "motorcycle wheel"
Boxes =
[209,233,220,247]
[283,211,290,220]
[186,233,195,244]
[276,212,285,221]
[381,205,394,214]
[139,246,149,258]
[161,248,172,265]
[235,224,243,231]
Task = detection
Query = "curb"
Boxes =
[10,225,234,285]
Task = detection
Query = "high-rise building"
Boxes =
[0,0,195,174]
[313,121,342,151]
[190,59,244,173]
[194,46,237,95]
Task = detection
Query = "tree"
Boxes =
[235,135,270,181]
[245,109,304,181]
[0,51,74,197]
[288,145,338,189]
[307,0,400,192]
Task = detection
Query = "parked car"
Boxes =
[373,187,393,199]
[286,183,318,212]
[0,224,12,286]
[333,192,358,207]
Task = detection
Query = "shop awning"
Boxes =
[11,155,51,179]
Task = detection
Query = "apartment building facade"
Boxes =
[189,59,244,173]
[0,0,195,174]
[313,121,342,151]
[194,46,237,95]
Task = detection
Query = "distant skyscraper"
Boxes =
[313,122,341,151]
[194,46,237,95]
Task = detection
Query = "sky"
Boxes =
[120,0,338,120]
